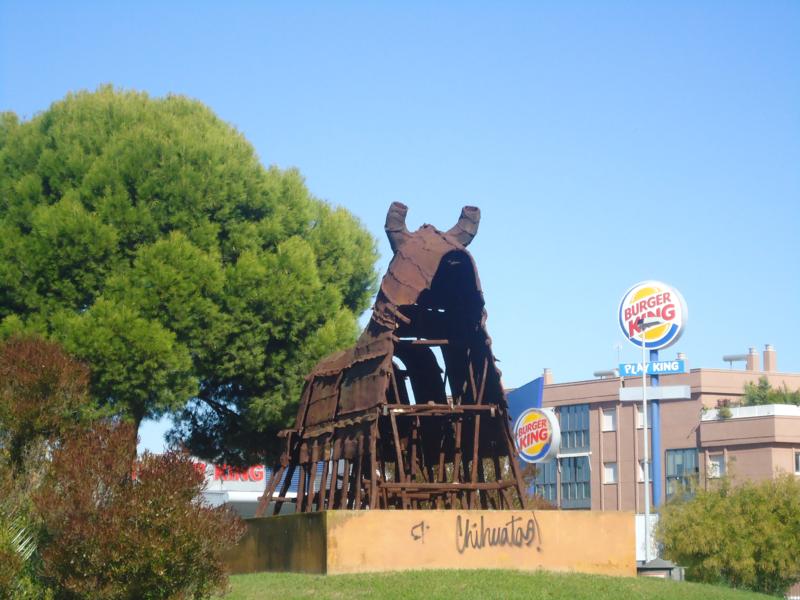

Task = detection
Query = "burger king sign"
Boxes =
[514,408,560,463]
[618,280,687,350]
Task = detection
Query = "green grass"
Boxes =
[218,570,774,600]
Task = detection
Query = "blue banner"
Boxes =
[506,376,544,424]
[618,359,686,377]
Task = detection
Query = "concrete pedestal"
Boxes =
[225,510,636,577]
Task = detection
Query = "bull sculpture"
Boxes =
[258,202,525,514]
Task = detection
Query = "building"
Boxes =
[530,345,800,512]
[198,461,298,517]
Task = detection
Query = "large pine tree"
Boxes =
[0,87,378,464]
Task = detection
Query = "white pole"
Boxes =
[641,326,650,564]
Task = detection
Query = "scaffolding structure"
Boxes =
[257,202,525,515]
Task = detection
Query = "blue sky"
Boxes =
[2,2,798,453]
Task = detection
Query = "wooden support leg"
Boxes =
[339,459,351,509]
[501,416,528,509]
[296,464,307,513]
[492,454,505,509]
[468,357,489,508]
[306,460,318,512]
[273,463,296,516]
[410,417,419,509]
[256,463,285,517]
[317,456,329,511]
[435,431,447,509]
[460,452,472,510]
[389,412,409,509]
[452,418,463,507]
[477,458,491,509]
[327,459,339,509]
[353,436,364,509]
[470,414,482,508]
[369,422,379,510]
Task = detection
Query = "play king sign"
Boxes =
[618,280,687,350]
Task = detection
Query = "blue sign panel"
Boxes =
[506,376,544,424]
[618,359,686,377]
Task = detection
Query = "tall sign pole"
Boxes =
[638,319,656,562]
[619,281,687,564]
[640,323,649,562]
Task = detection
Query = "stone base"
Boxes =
[225,510,636,577]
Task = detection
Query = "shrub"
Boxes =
[743,376,800,406]
[34,421,244,600]
[657,475,800,595]
[0,336,90,598]
[0,335,92,473]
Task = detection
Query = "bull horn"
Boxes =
[385,202,411,253]
[446,206,480,247]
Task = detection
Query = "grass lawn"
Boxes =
[219,570,773,600]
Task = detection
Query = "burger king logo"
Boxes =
[514,408,560,463]
[618,280,687,350]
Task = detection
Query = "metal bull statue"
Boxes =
[257,203,525,515]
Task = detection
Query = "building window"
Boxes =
[795,451,800,475]
[603,462,617,484]
[635,404,651,429]
[601,408,617,432]
[533,460,557,504]
[559,404,590,452]
[637,460,649,483]
[666,448,698,499]
[708,454,725,479]
[560,455,591,509]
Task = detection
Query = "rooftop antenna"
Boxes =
[613,342,622,364]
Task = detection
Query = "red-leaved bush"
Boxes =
[34,421,244,600]
[0,335,90,472]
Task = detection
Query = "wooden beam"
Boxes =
[380,480,517,491]
[296,464,307,513]
[391,411,410,509]
[395,338,449,346]
[353,436,364,509]
[305,460,318,512]
[273,463,296,516]
[255,463,285,517]
[369,423,378,509]
[317,456,329,511]
[339,458,351,509]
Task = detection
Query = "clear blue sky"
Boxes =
[2,2,798,453]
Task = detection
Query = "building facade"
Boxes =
[532,346,800,512]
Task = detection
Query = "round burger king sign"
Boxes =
[514,408,560,463]
[619,280,687,350]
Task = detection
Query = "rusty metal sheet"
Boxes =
[304,374,340,427]
[338,354,391,415]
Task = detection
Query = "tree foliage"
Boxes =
[657,475,800,595]
[0,87,378,463]
[33,421,244,600]
[742,376,800,406]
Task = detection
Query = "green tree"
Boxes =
[657,475,800,595]
[0,87,378,463]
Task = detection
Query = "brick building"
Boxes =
[531,345,800,511]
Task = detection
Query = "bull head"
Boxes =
[384,202,481,252]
